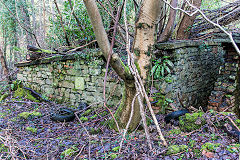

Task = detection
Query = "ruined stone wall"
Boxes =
[16,40,238,110]
[155,41,226,109]
[15,50,122,106]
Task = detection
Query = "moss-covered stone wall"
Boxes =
[155,40,227,109]
[15,40,239,111]
[15,50,122,106]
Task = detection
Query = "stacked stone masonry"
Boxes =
[207,43,239,112]
[16,51,122,106]
[15,40,239,111]
[156,40,227,109]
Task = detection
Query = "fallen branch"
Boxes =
[66,40,97,53]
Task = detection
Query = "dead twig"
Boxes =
[74,145,86,160]
[66,40,97,53]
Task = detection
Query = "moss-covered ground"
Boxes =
[0,82,239,159]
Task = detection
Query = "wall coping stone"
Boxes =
[15,49,102,67]
[155,39,240,50]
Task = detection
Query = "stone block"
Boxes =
[82,68,89,75]
[86,85,97,92]
[46,79,53,85]
[45,72,52,76]
[73,61,82,70]
[70,94,76,100]
[36,79,45,85]
[65,89,70,98]
[17,74,25,81]
[45,87,54,95]
[62,81,74,88]
[89,68,101,76]
[75,77,85,90]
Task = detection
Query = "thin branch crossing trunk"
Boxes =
[54,0,71,46]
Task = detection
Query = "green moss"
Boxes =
[135,61,141,74]
[166,145,188,155]
[101,111,108,116]
[0,112,6,119]
[89,128,101,134]
[220,112,233,116]
[61,147,79,158]
[120,60,131,76]
[31,111,42,117]
[189,139,196,148]
[26,127,37,133]
[90,114,97,119]
[80,117,88,122]
[0,93,8,102]
[225,94,232,98]
[108,90,125,131]
[112,146,120,152]
[179,112,206,132]
[226,144,240,153]
[82,109,92,116]
[235,119,240,128]
[14,87,39,102]
[111,154,118,159]
[14,87,25,98]
[0,143,8,152]
[18,112,31,119]
[167,129,182,135]
[201,143,221,152]
[26,93,38,102]
[134,49,140,57]
[18,111,42,119]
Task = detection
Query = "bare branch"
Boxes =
[162,0,240,55]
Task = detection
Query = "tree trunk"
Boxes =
[158,0,178,42]
[31,0,36,46]
[43,0,46,39]
[134,0,164,81]
[20,0,34,45]
[113,82,141,131]
[83,0,163,131]
[0,47,10,81]
[176,0,202,40]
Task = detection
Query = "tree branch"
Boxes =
[162,0,240,55]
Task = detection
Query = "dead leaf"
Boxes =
[202,150,214,158]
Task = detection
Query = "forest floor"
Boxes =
[0,83,240,159]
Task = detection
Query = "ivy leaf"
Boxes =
[161,66,164,77]
[151,65,158,76]
[165,60,174,67]
[165,66,171,74]
[163,56,170,59]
